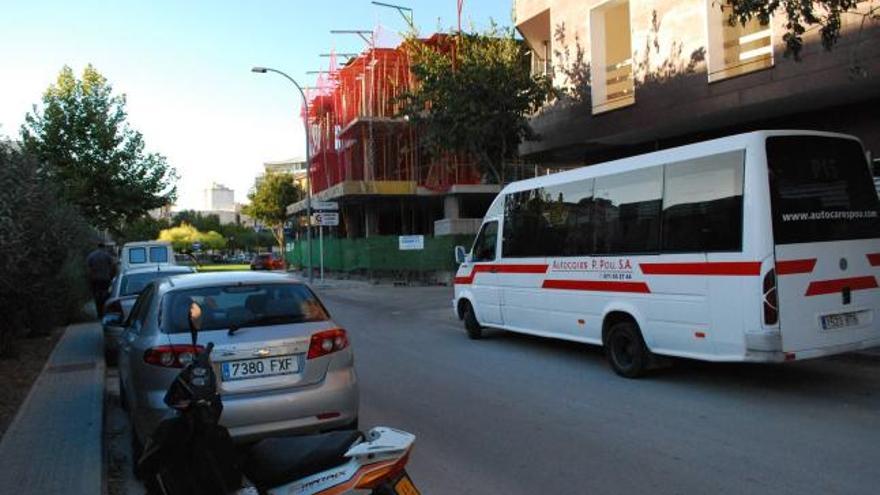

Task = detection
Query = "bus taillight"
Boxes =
[763,268,778,325]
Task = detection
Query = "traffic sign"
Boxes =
[312,212,339,226]
[399,235,424,250]
[312,201,339,211]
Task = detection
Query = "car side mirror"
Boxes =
[454,245,469,264]
[102,313,124,327]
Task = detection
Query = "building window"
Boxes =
[706,0,773,82]
[531,40,552,78]
[590,0,635,114]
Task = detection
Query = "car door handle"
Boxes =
[489,266,498,273]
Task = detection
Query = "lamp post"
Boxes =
[251,66,313,283]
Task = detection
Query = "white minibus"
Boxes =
[453,130,880,377]
[120,241,176,271]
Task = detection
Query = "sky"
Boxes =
[0,0,513,210]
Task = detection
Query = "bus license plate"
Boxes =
[821,312,859,330]
[221,355,297,381]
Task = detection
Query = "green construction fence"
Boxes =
[287,234,475,275]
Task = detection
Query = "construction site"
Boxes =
[287,29,508,281]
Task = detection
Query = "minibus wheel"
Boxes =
[605,321,648,378]
[462,301,484,340]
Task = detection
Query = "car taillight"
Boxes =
[307,328,348,359]
[144,345,204,368]
[763,268,778,325]
[104,299,123,316]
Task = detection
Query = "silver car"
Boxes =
[102,265,195,361]
[117,271,358,450]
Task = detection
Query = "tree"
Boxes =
[727,1,879,60]
[20,65,178,232]
[172,210,222,233]
[219,223,275,252]
[242,173,302,261]
[158,223,225,252]
[117,215,170,244]
[400,26,551,184]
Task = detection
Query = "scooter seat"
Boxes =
[243,430,363,489]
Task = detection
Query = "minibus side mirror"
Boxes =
[454,245,469,264]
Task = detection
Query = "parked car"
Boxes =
[102,265,195,363]
[117,271,358,451]
[250,253,285,271]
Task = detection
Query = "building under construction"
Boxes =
[286,33,502,280]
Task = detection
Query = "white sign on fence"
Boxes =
[311,201,339,211]
[398,235,424,251]
[312,212,339,226]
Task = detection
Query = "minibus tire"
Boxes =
[463,302,484,340]
[606,321,649,378]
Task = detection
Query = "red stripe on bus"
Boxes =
[541,279,651,293]
[454,264,548,285]
[804,276,878,296]
[776,259,817,275]
[639,262,761,276]
[867,253,880,267]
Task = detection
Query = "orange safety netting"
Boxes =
[302,27,480,195]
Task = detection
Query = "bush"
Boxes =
[0,142,93,356]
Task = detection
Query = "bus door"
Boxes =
[468,220,503,325]
[767,136,880,353]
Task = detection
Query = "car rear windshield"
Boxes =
[767,136,880,244]
[161,283,329,334]
[121,271,187,296]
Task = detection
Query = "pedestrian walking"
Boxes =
[86,242,116,317]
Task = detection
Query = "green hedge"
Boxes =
[287,234,475,273]
[0,143,93,356]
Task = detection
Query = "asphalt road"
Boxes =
[316,284,880,495]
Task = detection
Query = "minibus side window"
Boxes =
[662,150,744,252]
[472,221,498,262]
[593,167,662,254]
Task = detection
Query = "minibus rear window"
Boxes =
[767,136,880,244]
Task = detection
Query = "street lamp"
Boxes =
[251,66,314,284]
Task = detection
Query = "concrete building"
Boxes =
[257,157,308,191]
[261,158,310,192]
[515,0,880,165]
[204,182,235,212]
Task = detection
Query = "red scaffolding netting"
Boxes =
[302,26,480,195]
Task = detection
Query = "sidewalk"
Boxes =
[0,322,105,494]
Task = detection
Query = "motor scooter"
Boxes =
[137,303,420,495]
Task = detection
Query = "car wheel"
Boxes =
[605,321,650,378]
[462,302,484,340]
